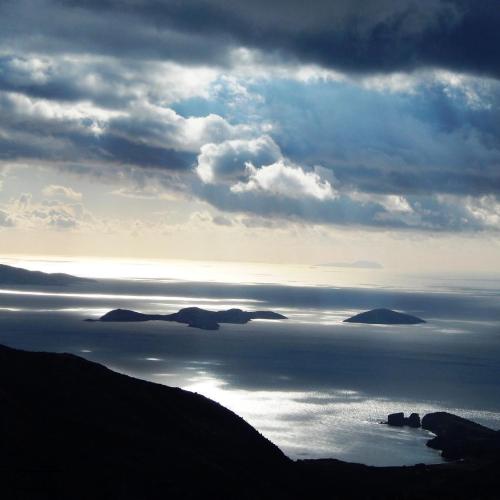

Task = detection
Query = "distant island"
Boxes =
[1,343,499,499]
[344,308,425,325]
[316,260,383,269]
[0,264,94,286]
[89,307,288,330]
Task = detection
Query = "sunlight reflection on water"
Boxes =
[173,371,500,465]
[4,254,500,293]
[174,373,441,465]
[1,256,499,466]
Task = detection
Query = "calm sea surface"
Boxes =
[0,256,499,465]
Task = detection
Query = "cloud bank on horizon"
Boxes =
[1,0,500,237]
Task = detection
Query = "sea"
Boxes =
[0,256,499,466]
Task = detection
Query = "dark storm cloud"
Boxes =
[0,0,229,65]
[331,166,500,198]
[0,130,194,170]
[2,0,500,79]
[0,93,195,169]
[0,56,83,102]
[0,55,144,108]
[1,0,500,233]
[85,135,195,170]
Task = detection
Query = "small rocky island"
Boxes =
[90,307,288,330]
[344,308,425,325]
[386,412,421,428]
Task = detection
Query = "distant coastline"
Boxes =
[0,264,94,286]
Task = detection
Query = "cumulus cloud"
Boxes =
[439,194,500,229]
[195,171,500,232]
[0,91,254,171]
[0,0,500,236]
[231,160,336,201]
[42,185,82,201]
[351,193,413,213]
[238,76,500,199]
[108,103,253,153]
[3,194,94,231]
[196,135,281,183]
[195,134,336,205]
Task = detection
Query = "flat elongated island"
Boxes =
[89,306,288,330]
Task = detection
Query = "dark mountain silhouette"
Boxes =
[0,264,94,286]
[344,308,425,325]
[0,344,289,499]
[0,344,498,499]
[93,307,288,330]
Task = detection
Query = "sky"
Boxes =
[1,0,500,272]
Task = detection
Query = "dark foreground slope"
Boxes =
[0,344,499,500]
[0,344,289,499]
[294,458,500,500]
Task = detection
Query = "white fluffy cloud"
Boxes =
[442,194,500,229]
[350,193,413,213]
[231,160,336,200]
[3,193,93,231]
[1,8,499,237]
[109,101,251,153]
[195,133,336,201]
[196,135,282,183]
[42,185,82,201]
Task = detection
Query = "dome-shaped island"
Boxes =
[343,308,425,325]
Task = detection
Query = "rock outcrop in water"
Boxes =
[387,412,406,426]
[92,307,288,330]
[387,412,421,428]
[407,413,422,428]
[0,264,94,286]
[344,308,425,325]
